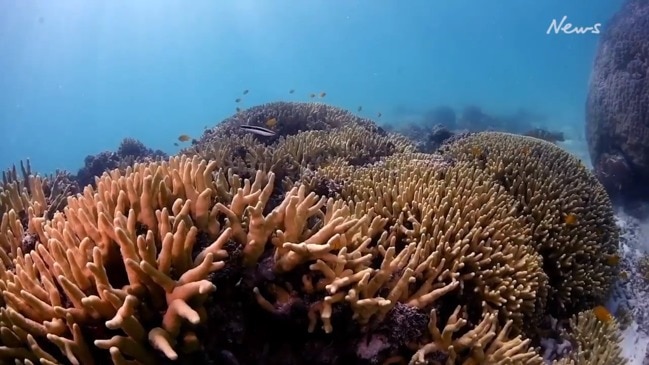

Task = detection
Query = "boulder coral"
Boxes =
[585,0,649,210]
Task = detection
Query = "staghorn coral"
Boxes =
[551,308,627,365]
[410,306,543,365]
[0,156,235,364]
[440,132,620,318]
[0,160,78,218]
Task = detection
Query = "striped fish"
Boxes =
[240,125,277,137]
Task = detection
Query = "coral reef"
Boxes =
[185,102,415,199]
[198,101,386,144]
[439,132,620,317]
[75,138,167,188]
[0,103,626,364]
[585,0,649,215]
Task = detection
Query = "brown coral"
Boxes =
[440,132,620,317]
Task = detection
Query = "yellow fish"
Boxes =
[266,117,278,128]
[564,213,578,226]
[592,306,613,323]
[178,134,191,142]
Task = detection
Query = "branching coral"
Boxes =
[410,306,543,365]
[186,123,415,206]
[440,132,620,317]
[0,156,235,364]
[552,308,627,365]
[302,153,548,336]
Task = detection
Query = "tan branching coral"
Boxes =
[552,308,627,365]
[0,156,239,364]
[304,154,546,331]
[440,132,619,316]
[410,306,543,365]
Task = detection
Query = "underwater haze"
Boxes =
[0,0,622,174]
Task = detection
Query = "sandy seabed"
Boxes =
[607,213,649,364]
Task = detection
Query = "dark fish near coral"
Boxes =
[243,89,249,95]
[173,142,179,146]
[377,112,382,118]
[309,93,316,98]
[236,107,241,112]
[357,106,362,112]
[178,134,191,142]
[319,92,326,98]
[240,125,277,137]
[289,89,295,94]
[235,98,242,103]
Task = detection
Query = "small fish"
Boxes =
[178,134,191,142]
[243,89,249,95]
[309,93,316,98]
[173,142,179,146]
[592,305,613,323]
[289,89,295,94]
[236,107,241,112]
[469,146,482,157]
[235,98,242,103]
[319,92,326,98]
[605,254,620,266]
[357,106,362,112]
[240,125,277,137]
[377,112,382,118]
[564,213,578,226]
[204,125,208,129]
[265,117,278,128]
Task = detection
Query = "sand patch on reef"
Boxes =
[607,213,649,364]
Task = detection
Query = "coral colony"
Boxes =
[0,102,627,364]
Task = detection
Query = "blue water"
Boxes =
[0,0,623,174]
